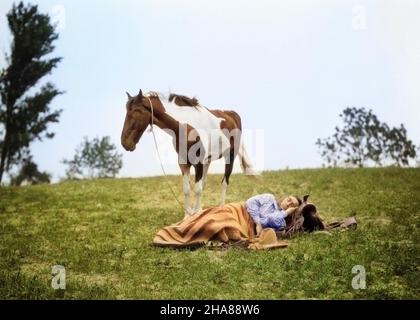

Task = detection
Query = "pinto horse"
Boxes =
[121,89,256,217]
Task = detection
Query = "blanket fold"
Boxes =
[153,202,289,250]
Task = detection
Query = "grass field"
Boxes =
[0,167,419,299]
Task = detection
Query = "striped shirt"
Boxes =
[245,193,287,230]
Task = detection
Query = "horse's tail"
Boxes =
[238,140,262,181]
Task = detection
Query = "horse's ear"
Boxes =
[138,89,143,98]
[126,92,132,99]
[303,194,310,203]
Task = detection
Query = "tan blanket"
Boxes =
[153,202,288,250]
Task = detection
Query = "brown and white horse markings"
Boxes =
[121,89,256,217]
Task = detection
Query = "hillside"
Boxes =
[0,168,419,299]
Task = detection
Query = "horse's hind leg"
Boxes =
[221,148,235,206]
[192,163,204,214]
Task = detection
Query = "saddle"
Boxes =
[278,194,357,238]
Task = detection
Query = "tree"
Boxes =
[62,136,123,179]
[316,107,416,167]
[0,2,62,184]
[385,125,417,167]
[10,155,51,186]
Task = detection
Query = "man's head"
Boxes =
[279,195,302,210]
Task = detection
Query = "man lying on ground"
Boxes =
[153,193,356,250]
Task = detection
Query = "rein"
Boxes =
[145,96,184,210]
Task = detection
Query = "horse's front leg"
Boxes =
[202,163,210,189]
[180,164,193,218]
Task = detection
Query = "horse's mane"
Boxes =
[168,93,200,108]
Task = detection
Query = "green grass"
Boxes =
[0,167,419,299]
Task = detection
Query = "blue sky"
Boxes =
[0,0,419,180]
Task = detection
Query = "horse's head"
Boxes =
[121,89,151,151]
